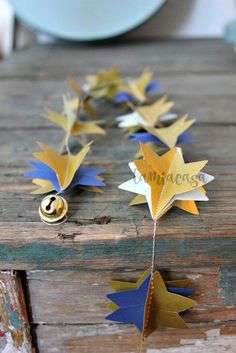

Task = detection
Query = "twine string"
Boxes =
[65,133,71,155]
[139,334,143,353]
[151,218,158,274]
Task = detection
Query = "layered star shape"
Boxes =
[106,268,196,337]
[67,76,97,118]
[115,70,159,103]
[84,67,123,100]
[116,96,176,129]
[130,115,195,150]
[25,142,105,194]
[108,267,195,313]
[44,97,105,151]
[119,143,214,219]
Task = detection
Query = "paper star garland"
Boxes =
[25,142,105,194]
[70,68,159,104]
[23,68,214,344]
[44,97,105,151]
[116,96,176,130]
[115,70,159,104]
[106,268,196,337]
[119,143,214,219]
[26,70,108,225]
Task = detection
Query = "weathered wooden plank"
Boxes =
[27,267,236,324]
[35,324,236,353]
[0,119,235,270]
[0,157,235,270]
[0,169,235,236]
[220,266,236,306]
[0,235,235,270]
[1,90,236,128]
[0,129,235,268]
[0,40,235,80]
[0,271,33,352]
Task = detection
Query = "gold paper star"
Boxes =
[129,194,200,215]
[134,143,207,218]
[119,143,213,219]
[143,115,195,149]
[67,76,96,118]
[137,96,175,127]
[106,269,196,336]
[117,70,154,103]
[85,67,123,100]
[144,271,196,336]
[44,97,105,151]
[108,267,191,311]
[108,267,190,292]
[33,141,92,191]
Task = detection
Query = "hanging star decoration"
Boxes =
[67,76,97,118]
[106,142,214,337]
[106,267,196,337]
[25,141,105,195]
[119,143,214,219]
[43,96,105,152]
[116,96,176,131]
[115,69,159,104]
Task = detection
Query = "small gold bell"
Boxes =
[39,195,68,225]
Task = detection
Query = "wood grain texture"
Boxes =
[35,324,236,353]
[0,40,235,78]
[0,124,235,269]
[0,272,33,352]
[28,268,236,352]
[27,268,236,324]
[1,77,236,127]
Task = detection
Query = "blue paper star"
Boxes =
[106,274,150,331]
[25,161,105,193]
[106,272,195,332]
[115,81,159,103]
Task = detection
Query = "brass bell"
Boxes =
[39,195,68,225]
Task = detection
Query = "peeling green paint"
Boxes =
[0,237,235,269]
[5,295,22,331]
[219,266,236,306]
